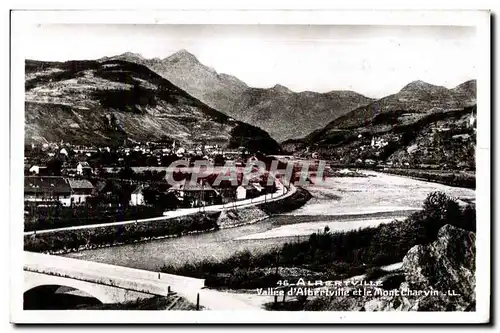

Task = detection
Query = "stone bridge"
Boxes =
[24,251,205,307]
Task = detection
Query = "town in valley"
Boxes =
[19,22,481,316]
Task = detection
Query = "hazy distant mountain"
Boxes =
[24,59,281,154]
[102,50,374,142]
[231,87,375,142]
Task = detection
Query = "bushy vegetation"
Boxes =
[25,60,100,90]
[24,212,220,253]
[160,192,475,289]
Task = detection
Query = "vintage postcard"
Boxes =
[10,9,490,324]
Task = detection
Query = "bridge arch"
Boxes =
[24,284,103,310]
[24,271,121,305]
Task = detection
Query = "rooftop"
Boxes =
[78,161,91,168]
[67,178,94,190]
[170,179,215,192]
[132,185,145,194]
[24,176,71,193]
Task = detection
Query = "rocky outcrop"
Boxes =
[401,224,475,310]
[303,224,476,311]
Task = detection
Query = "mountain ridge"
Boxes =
[282,78,476,169]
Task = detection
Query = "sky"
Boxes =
[22,24,477,98]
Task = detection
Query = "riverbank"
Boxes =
[377,168,475,189]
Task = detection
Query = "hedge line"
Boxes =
[381,169,475,189]
[24,212,220,254]
[24,205,166,232]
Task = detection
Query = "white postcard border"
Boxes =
[10,9,491,324]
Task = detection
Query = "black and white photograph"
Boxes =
[9,9,491,324]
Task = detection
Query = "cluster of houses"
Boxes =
[25,173,273,209]
[24,140,278,209]
[129,178,269,208]
[28,142,107,156]
[116,141,251,167]
[28,161,93,177]
[119,141,229,158]
[27,139,253,171]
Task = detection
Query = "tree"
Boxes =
[161,192,180,210]
[423,191,460,222]
[117,185,132,207]
[161,154,178,167]
[96,166,108,178]
[46,158,63,176]
[143,188,160,206]
[213,154,225,166]
[119,165,135,180]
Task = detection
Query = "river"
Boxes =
[63,171,475,271]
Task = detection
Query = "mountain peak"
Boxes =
[452,79,477,100]
[100,51,144,63]
[118,51,144,59]
[399,80,440,93]
[271,84,293,94]
[453,79,476,91]
[166,49,199,63]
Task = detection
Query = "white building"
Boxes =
[130,185,145,206]
[29,165,47,175]
[76,162,92,176]
[24,176,72,207]
[176,147,186,156]
[67,179,94,205]
[469,110,476,129]
[236,184,261,200]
